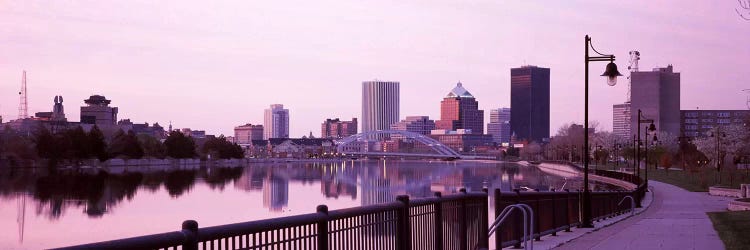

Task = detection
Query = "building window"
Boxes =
[718,119,731,124]
[685,125,698,130]
[701,125,714,129]
[702,112,714,117]
[684,119,699,124]
[701,119,714,123]
[717,112,730,118]
[685,112,699,118]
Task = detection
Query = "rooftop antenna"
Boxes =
[18,70,28,119]
[626,51,640,102]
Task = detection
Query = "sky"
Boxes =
[1,0,749,137]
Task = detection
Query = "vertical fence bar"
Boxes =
[181,220,198,250]
[493,189,501,250]
[479,188,490,249]
[396,195,411,250]
[458,188,468,250]
[317,205,329,250]
[433,192,444,250]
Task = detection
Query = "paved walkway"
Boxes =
[554,181,734,250]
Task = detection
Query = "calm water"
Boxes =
[0,160,612,249]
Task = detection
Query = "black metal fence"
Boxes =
[54,189,488,250]
[54,164,645,250]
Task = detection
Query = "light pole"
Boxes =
[677,134,691,170]
[582,35,622,228]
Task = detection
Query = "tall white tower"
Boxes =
[361,80,400,136]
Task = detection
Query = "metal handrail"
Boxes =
[487,204,534,250]
[618,195,636,216]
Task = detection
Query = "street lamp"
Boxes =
[582,35,621,228]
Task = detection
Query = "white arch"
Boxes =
[336,130,461,157]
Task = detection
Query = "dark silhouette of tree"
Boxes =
[201,135,245,159]
[0,128,36,163]
[34,126,70,166]
[164,130,196,158]
[66,126,90,162]
[88,125,108,161]
[108,130,144,159]
[138,134,166,159]
[163,170,196,197]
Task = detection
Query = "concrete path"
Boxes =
[554,181,734,250]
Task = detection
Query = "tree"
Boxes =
[660,154,673,174]
[108,130,144,159]
[66,126,90,162]
[201,135,245,159]
[164,131,196,159]
[138,134,166,159]
[88,125,108,161]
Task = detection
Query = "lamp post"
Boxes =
[677,134,691,170]
[582,35,621,228]
[636,109,655,182]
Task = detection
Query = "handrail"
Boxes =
[618,195,636,216]
[487,204,534,250]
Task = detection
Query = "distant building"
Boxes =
[321,118,357,138]
[235,124,264,144]
[118,119,166,139]
[680,110,750,138]
[435,82,484,134]
[510,66,550,143]
[264,104,290,139]
[180,128,206,139]
[487,108,511,144]
[80,95,118,125]
[429,129,494,153]
[630,65,680,137]
[613,102,631,140]
[391,116,435,135]
[362,80,399,136]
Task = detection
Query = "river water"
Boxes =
[0,160,612,249]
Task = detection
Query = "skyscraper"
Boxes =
[612,102,631,139]
[510,66,550,143]
[435,82,484,134]
[487,107,511,144]
[362,80,400,135]
[264,104,289,139]
[630,65,680,137]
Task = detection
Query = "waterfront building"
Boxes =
[630,65,681,137]
[321,118,357,138]
[180,128,206,139]
[680,109,750,138]
[264,104,290,139]
[487,108,511,145]
[117,119,167,139]
[435,82,484,134]
[613,102,631,140]
[510,66,550,143]
[80,95,118,125]
[390,116,435,135]
[429,129,493,153]
[234,124,264,144]
[361,80,400,135]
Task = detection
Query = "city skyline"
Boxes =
[1,1,749,137]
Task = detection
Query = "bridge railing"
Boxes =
[54,189,488,250]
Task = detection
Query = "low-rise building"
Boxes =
[681,109,750,138]
[429,129,494,153]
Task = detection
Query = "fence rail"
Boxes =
[55,163,644,250]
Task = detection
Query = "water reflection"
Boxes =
[0,160,617,249]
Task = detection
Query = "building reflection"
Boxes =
[262,170,289,212]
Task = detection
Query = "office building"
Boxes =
[362,80,400,136]
[630,65,680,137]
[80,95,118,125]
[510,66,550,143]
[613,102,631,139]
[487,108,511,144]
[264,104,290,139]
[429,129,493,153]
[435,82,484,134]
[681,110,750,138]
[321,118,357,138]
[235,124,264,144]
[391,116,435,135]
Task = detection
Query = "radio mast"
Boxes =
[18,70,28,119]
[626,51,640,102]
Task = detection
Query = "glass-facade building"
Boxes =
[510,66,550,143]
[435,82,484,134]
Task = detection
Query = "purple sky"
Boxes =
[1,1,748,137]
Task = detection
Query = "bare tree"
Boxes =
[738,0,750,20]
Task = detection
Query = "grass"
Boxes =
[646,166,750,192]
[708,211,750,250]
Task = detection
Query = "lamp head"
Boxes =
[601,62,623,86]
[648,122,656,133]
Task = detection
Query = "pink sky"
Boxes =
[1,1,748,137]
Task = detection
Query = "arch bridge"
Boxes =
[336,130,463,159]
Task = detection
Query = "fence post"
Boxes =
[480,188,489,249]
[493,188,502,250]
[181,220,198,250]
[396,195,411,250]
[434,192,444,250]
[564,189,571,232]
[550,190,557,236]
[459,188,468,250]
[316,205,329,250]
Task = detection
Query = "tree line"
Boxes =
[0,125,244,166]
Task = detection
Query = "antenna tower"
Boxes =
[18,70,28,119]
[626,51,640,102]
